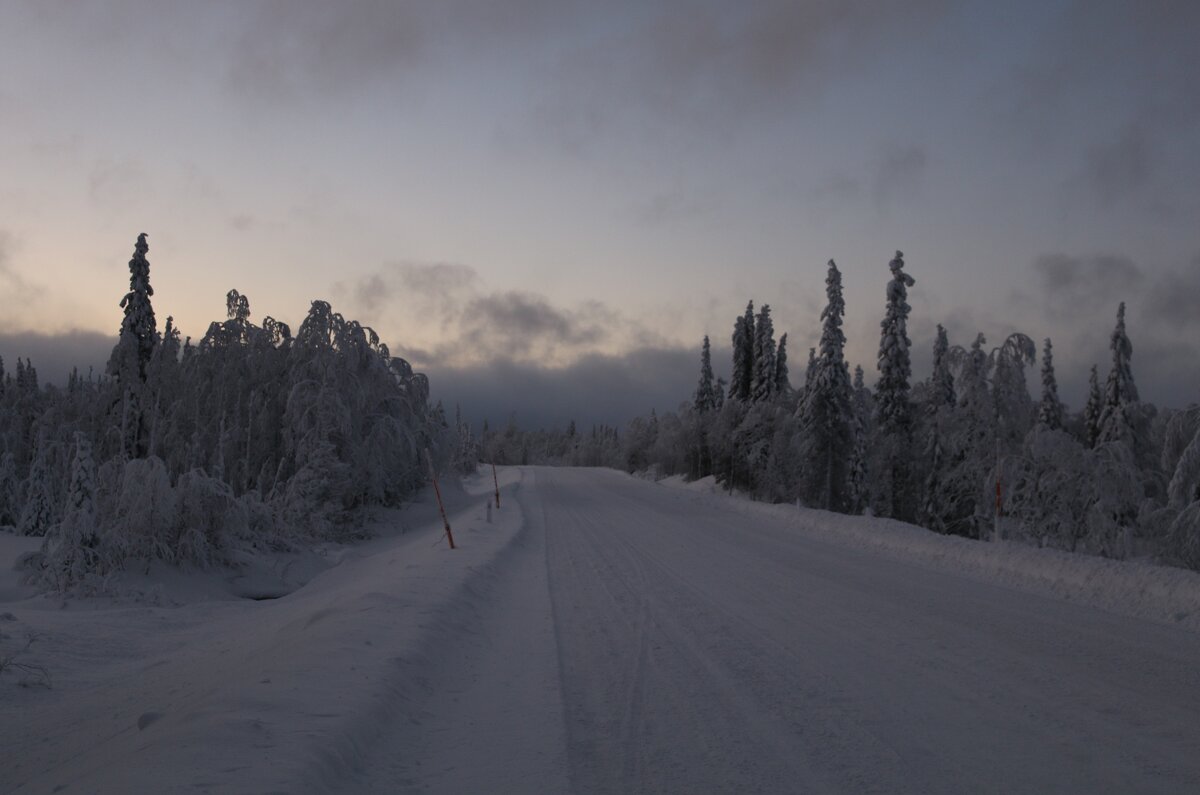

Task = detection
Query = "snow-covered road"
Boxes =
[7,465,1200,793]
[528,467,1200,793]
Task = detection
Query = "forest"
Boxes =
[2,234,475,592]
[481,253,1200,571]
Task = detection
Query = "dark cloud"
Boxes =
[0,329,114,386]
[336,262,647,367]
[427,345,708,430]
[1032,253,1142,299]
[334,261,477,317]
[461,292,610,353]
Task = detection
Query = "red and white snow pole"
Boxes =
[426,449,456,550]
[492,461,501,509]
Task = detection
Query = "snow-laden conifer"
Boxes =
[751,304,777,403]
[1084,365,1103,447]
[107,233,158,384]
[42,433,100,589]
[729,303,755,402]
[845,366,872,514]
[18,443,54,537]
[872,251,917,521]
[1037,338,1064,430]
[930,324,955,410]
[1098,302,1139,446]
[694,335,717,412]
[796,260,855,511]
[773,333,790,394]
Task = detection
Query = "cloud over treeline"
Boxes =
[334,261,659,369]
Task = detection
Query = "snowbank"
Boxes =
[655,475,1200,633]
[0,469,525,794]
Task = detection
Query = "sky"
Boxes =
[1,0,1197,428]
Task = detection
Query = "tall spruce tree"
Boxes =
[694,335,717,412]
[921,325,955,531]
[847,365,871,514]
[729,302,755,402]
[797,260,855,511]
[751,304,777,403]
[930,324,955,410]
[774,333,790,394]
[1098,302,1139,445]
[108,232,158,384]
[1084,365,1103,447]
[1037,337,1064,430]
[873,250,917,521]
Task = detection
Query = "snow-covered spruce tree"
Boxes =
[750,304,777,403]
[872,251,917,522]
[106,232,159,459]
[919,326,955,532]
[0,453,18,528]
[714,377,727,410]
[108,234,159,382]
[694,335,717,413]
[846,365,871,514]
[930,324,955,410]
[774,333,790,394]
[990,333,1036,449]
[41,432,101,590]
[17,440,55,537]
[1098,302,1139,446]
[729,303,755,402]
[1084,364,1103,448]
[796,260,855,512]
[1037,337,1064,430]
[691,335,718,477]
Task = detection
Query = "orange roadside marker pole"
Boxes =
[426,449,456,550]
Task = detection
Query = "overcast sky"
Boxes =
[1,0,1197,427]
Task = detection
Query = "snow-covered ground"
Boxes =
[5,466,1200,793]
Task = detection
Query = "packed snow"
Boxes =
[6,465,1200,793]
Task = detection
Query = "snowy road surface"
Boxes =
[6,466,1200,793]
[517,468,1200,794]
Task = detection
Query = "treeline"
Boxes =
[3,234,465,591]
[487,252,1200,570]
